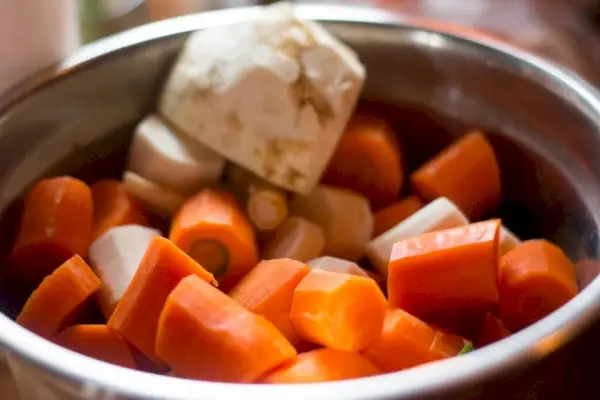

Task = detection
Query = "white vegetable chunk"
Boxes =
[366,197,469,274]
[127,114,225,194]
[226,164,289,231]
[499,225,522,257]
[88,225,161,318]
[159,2,366,194]
[263,216,325,262]
[290,185,373,261]
[122,171,186,217]
[308,256,369,277]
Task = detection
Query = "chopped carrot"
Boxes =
[156,275,297,382]
[108,236,215,364]
[90,179,147,241]
[363,309,466,373]
[373,196,424,236]
[11,177,93,283]
[322,112,403,209]
[410,131,501,219]
[17,255,100,338]
[229,259,310,347]
[290,269,387,352]
[499,240,578,332]
[52,324,137,369]
[169,189,258,288]
[262,348,380,383]
[387,219,500,320]
[475,312,511,347]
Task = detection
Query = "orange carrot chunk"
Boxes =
[290,269,387,352]
[322,112,403,209]
[499,240,578,332]
[169,189,258,288]
[11,176,93,283]
[17,255,100,338]
[53,324,137,369]
[475,312,511,348]
[410,131,501,219]
[156,275,296,383]
[363,309,466,373]
[387,219,500,320]
[262,348,380,383]
[108,236,215,364]
[90,179,147,241]
[229,259,310,347]
[373,196,425,236]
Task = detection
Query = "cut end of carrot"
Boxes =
[17,255,100,338]
[188,239,230,278]
[499,240,578,332]
[290,269,387,352]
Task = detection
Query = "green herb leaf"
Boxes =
[458,341,474,355]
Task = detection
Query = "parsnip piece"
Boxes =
[226,164,289,231]
[88,225,161,318]
[366,197,469,274]
[127,114,225,194]
[308,256,369,277]
[499,226,522,257]
[290,185,373,261]
[263,216,325,262]
[159,2,365,194]
[122,171,186,217]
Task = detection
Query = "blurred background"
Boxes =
[1,0,600,95]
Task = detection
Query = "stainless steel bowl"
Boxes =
[1,4,600,400]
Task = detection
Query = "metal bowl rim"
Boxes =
[1,4,600,400]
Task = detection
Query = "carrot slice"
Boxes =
[90,179,147,241]
[229,259,310,347]
[262,348,380,383]
[169,189,258,287]
[363,309,466,373]
[322,112,403,209]
[387,219,500,320]
[410,131,501,219]
[108,236,215,364]
[17,255,100,338]
[11,176,93,283]
[290,269,387,352]
[373,196,424,236]
[498,240,578,332]
[156,274,296,382]
[52,324,137,369]
[475,312,511,348]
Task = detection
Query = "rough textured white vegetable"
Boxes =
[263,216,325,262]
[122,171,186,217]
[159,2,365,194]
[88,225,161,318]
[499,225,522,257]
[127,114,225,194]
[290,185,373,261]
[366,197,469,274]
[308,256,369,277]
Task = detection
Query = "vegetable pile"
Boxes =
[5,1,580,386]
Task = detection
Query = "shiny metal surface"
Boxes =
[1,4,600,400]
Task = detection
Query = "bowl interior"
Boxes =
[1,9,600,399]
